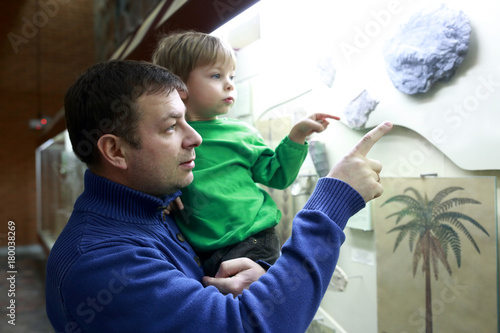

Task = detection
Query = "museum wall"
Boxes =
[0,0,94,246]
[216,0,500,331]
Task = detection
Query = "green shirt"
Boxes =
[176,118,308,251]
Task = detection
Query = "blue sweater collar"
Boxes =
[76,169,181,223]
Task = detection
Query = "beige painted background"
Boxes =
[374,177,497,333]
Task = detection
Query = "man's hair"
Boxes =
[65,60,187,166]
[152,31,236,82]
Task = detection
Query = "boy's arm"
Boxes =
[288,113,340,144]
[251,136,308,189]
[251,113,339,189]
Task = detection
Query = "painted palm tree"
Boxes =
[382,186,489,333]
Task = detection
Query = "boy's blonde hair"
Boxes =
[152,31,236,82]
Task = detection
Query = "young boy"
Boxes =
[153,31,339,276]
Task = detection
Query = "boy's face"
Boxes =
[184,59,237,121]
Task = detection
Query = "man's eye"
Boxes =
[166,124,176,131]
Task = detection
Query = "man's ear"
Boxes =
[97,134,128,170]
[178,89,188,100]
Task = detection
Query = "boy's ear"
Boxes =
[97,134,128,170]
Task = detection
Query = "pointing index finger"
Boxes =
[314,113,341,121]
[352,121,393,156]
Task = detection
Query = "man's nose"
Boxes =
[183,124,202,149]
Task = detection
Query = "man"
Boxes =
[46,60,392,332]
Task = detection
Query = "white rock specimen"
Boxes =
[343,90,379,129]
[383,4,471,95]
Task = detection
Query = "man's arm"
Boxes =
[204,121,393,296]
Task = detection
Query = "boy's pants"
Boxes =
[197,227,281,277]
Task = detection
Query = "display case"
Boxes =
[36,130,86,251]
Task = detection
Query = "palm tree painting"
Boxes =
[374,177,497,333]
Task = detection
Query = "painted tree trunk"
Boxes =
[424,233,433,333]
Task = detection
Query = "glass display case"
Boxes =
[36,130,86,250]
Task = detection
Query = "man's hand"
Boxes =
[289,113,340,144]
[202,258,266,297]
[327,121,393,202]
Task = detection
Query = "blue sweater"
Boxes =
[46,170,365,333]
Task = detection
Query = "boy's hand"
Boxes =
[289,113,340,144]
[163,197,184,215]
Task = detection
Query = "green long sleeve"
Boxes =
[175,118,308,251]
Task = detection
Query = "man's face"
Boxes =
[124,90,202,196]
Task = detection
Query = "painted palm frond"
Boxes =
[382,188,422,208]
[428,234,452,279]
[387,219,420,252]
[429,186,463,206]
[432,197,481,216]
[434,211,489,237]
[383,193,426,225]
[404,187,425,202]
[432,224,461,267]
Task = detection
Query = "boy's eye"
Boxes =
[211,74,221,79]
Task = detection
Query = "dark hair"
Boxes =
[65,60,187,166]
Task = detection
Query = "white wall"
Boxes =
[214,1,500,331]
[315,121,499,332]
